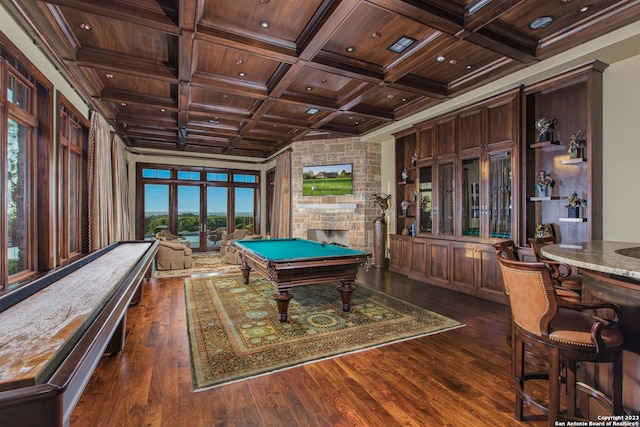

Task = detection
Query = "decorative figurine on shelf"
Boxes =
[566,191,584,218]
[400,200,411,216]
[535,117,558,142]
[401,227,410,236]
[401,167,409,183]
[568,130,586,159]
[535,222,554,238]
[535,170,556,197]
[371,193,392,220]
[411,151,417,166]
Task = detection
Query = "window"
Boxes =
[3,67,37,287]
[57,96,89,265]
[137,165,260,251]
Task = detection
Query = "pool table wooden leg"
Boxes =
[273,291,294,322]
[240,264,251,284]
[336,281,356,312]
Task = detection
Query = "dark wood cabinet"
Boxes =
[390,63,605,304]
[390,89,519,303]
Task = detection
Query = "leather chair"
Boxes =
[528,236,583,293]
[493,240,581,303]
[496,252,624,426]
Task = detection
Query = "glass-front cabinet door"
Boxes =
[418,165,433,234]
[461,157,480,237]
[438,161,455,236]
[488,150,512,239]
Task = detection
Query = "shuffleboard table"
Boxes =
[0,240,158,427]
[230,238,371,322]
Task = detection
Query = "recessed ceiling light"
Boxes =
[238,72,246,77]
[580,5,590,12]
[449,59,457,65]
[120,102,127,106]
[259,20,270,29]
[371,32,381,39]
[105,73,114,79]
[401,98,407,102]
[79,23,92,31]
[305,87,312,91]
[160,109,165,112]
[387,94,395,99]
[466,64,473,70]
[235,59,243,65]
[436,55,446,62]
[346,46,356,53]
[530,16,553,30]
[388,36,416,53]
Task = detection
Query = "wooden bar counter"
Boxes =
[541,241,640,414]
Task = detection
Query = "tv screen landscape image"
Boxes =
[302,163,353,196]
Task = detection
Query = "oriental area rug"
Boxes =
[184,274,463,391]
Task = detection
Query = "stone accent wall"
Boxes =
[291,137,381,252]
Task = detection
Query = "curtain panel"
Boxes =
[88,112,114,250]
[271,150,292,238]
[111,134,130,242]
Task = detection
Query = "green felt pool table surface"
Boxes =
[230,238,370,322]
[232,238,367,261]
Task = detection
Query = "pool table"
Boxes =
[230,238,371,322]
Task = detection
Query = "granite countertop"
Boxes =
[540,240,640,280]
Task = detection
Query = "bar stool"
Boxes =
[496,252,624,426]
[528,236,583,294]
[494,240,581,303]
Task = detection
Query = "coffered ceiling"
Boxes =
[5,0,640,158]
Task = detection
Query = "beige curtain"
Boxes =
[111,133,130,242]
[88,111,114,250]
[271,150,292,238]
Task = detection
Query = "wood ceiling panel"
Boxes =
[8,0,638,158]
[201,0,324,42]
[59,7,172,62]
[496,0,622,41]
[195,42,281,85]
[411,39,503,83]
[322,2,438,66]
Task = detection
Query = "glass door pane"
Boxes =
[462,157,480,236]
[144,184,169,239]
[178,185,201,248]
[207,186,228,249]
[234,187,255,233]
[438,162,455,235]
[489,151,512,238]
[7,118,30,277]
[418,165,433,233]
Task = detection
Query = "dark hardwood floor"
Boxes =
[71,267,547,426]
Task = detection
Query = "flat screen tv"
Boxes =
[302,163,353,196]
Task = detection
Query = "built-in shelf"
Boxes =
[530,141,561,148]
[529,196,562,201]
[559,217,587,222]
[560,158,587,165]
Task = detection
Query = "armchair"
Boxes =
[156,230,191,248]
[155,239,193,271]
[220,229,262,264]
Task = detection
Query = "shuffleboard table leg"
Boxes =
[273,291,294,322]
[336,281,356,312]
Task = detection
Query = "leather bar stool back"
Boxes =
[496,252,624,426]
